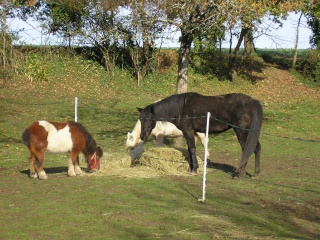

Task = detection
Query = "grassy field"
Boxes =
[0,50,319,239]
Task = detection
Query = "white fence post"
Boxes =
[198,112,211,202]
[74,97,78,122]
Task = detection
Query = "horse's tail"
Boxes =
[22,128,31,149]
[242,100,263,161]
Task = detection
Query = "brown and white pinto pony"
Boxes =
[22,120,103,180]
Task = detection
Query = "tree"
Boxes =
[121,0,166,85]
[0,0,29,79]
[38,0,89,47]
[164,0,229,93]
[306,0,320,48]
[228,0,309,79]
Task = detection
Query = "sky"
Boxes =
[8,12,312,49]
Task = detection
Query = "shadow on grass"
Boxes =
[20,166,68,176]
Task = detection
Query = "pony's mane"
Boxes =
[70,121,97,154]
[151,92,198,120]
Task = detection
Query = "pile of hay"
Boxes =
[82,151,163,178]
[135,147,204,174]
[81,147,204,178]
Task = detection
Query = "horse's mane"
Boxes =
[71,121,97,154]
[151,92,197,120]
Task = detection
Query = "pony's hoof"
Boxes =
[30,172,38,178]
[68,171,76,177]
[38,171,48,180]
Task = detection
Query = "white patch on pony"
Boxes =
[39,121,73,153]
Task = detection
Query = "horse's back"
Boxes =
[179,93,262,133]
[185,93,260,115]
[23,121,76,153]
[152,121,183,137]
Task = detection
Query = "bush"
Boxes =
[156,49,178,72]
[190,48,230,79]
[298,49,320,86]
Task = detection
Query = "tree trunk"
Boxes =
[229,27,248,80]
[1,5,7,78]
[176,29,193,94]
[292,12,303,67]
[243,27,255,56]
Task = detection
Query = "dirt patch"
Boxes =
[252,66,320,104]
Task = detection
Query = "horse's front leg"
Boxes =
[68,151,82,176]
[155,134,164,147]
[196,132,210,159]
[184,131,198,175]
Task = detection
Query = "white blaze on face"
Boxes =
[39,121,73,153]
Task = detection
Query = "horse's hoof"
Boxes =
[38,171,48,180]
[68,171,76,177]
[252,174,259,179]
[232,173,241,179]
[30,172,38,178]
[187,171,198,176]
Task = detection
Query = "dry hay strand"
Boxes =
[135,147,204,174]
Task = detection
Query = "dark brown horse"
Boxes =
[138,92,263,178]
[22,120,103,179]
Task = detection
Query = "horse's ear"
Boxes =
[127,132,134,141]
[96,147,103,158]
[137,107,143,112]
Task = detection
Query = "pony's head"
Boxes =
[138,106,156,142]
[87,147,103,171]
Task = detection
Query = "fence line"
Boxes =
[77,98,320,143]
[0,97,319,144]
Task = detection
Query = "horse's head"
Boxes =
[126,132,137,149]
[138,106,156,142]
[87,147,103,172]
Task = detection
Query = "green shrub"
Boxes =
[298,49,320,86]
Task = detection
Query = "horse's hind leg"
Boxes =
[252,141,261,179]
[29,153,38,178]
[233,130,248,177]
[34,151,47,180]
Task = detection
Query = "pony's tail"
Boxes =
[22,128,31,149]
[241,101,263,161]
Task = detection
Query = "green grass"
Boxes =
[0,49,319,239]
